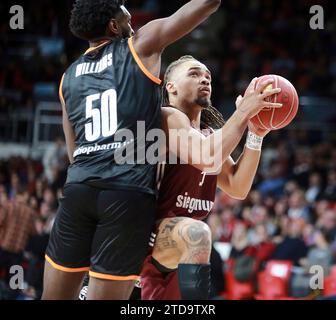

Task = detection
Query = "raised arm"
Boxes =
[162,79,282,172]
[217,150,261,200]
[162,107,247,172]
[134,0,221,54]
[217,98,272,200]
[132,0,221,76]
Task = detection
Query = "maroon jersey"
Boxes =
[156,131,218,221]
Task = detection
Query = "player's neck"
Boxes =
[89,40,110,48]
[89,36,116,48]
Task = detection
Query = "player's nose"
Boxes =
[200,77,210,86]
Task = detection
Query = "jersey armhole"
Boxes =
[127,37,162,86]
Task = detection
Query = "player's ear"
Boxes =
[166,81,177,95]
[107,19,119,36]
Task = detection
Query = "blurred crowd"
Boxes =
[0,0,335,121]
[207,130,336,299]
[0,138,67,299]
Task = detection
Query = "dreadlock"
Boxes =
[162,56,225,130]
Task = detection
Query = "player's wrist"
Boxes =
[245,130,263,151]
[233,109,249,125]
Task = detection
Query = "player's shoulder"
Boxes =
[161,106,192,131]
[161,106,190,126]
[61,59,79,81]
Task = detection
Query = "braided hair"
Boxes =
[162,56,225,130]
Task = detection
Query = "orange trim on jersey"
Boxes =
[89,271,139,281]
[127,37,162,85]
[59,74,65,106]
[84,41,111,55]
[45,255,90,273]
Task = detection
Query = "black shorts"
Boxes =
[45,183,156,281]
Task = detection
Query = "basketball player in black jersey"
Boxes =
[42,0,223,300]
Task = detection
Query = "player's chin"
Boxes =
[195,96,211,109]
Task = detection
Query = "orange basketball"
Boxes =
[245,75,299,130]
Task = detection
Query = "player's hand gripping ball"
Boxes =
[245,75,299,130]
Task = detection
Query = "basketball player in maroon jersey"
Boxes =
[140,56,282,300]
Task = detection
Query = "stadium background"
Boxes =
[0,0,335,300]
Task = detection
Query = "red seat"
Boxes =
[221,258,255,300]
[264,260,293,281]
[255,260,293,300]
[330,265,336,277]
[323,265,336,296]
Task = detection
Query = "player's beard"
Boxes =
[195,96,212,109]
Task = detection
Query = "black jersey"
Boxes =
[60,38,161,195]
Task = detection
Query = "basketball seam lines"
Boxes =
[270,75,277,130]
[276,82,296,128]
[255,78,269,130]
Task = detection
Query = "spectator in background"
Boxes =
[218,207,237,242]
[283,180,300,196]
[206,211,221,242]
[291,228,334,298]
[305,172,323,204]
[271,218,308,266]
[291,147,313,188]
[314,199,330,223]
[273,197,288,230]
[288,189,312,224]
[42,137,67,184]
[0,184,8,206]
[300,228,333,276]
[0,189,37,285]
[39,202,56,234]
[249,190,263,207]
[228,222,257,283]
[317,209,336,245]
[322,170,336,202]
[42,188,57,210]
[248,205,276,238]
[23,217,50,300]
[229,222,255,259]
[252,223,276,271]
[257,161,286,197]
[34,178,47,206]
[8,173,20,200]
